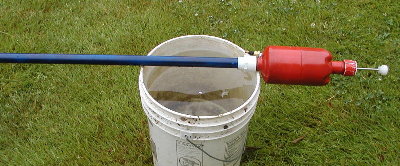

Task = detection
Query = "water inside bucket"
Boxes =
[146,50,256,116]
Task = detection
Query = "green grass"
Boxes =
[0,0,399,165]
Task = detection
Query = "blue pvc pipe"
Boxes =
[0,53,238,68]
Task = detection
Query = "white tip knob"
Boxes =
[378,65,389,75]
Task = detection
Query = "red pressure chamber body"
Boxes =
[256,46,357,86]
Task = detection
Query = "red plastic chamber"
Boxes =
[257,46,357,86]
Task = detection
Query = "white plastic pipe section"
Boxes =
[237,54,257,72]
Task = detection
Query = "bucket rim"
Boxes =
[140,35,261,119]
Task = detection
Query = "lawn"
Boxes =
[0,0,399,165]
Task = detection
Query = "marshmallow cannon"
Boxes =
[0,46,388,85]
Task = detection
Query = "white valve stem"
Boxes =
[357,65,389,75]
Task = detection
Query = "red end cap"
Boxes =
[343,60,357,76]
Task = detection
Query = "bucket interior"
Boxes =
[143,36,257,116]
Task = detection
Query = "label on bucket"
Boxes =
[150,138,158,163]
[223,129,248,166]
[176,140,203,166]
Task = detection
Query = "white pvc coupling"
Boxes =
[238,54,257,71]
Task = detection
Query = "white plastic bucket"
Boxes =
[139,35,260,166]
